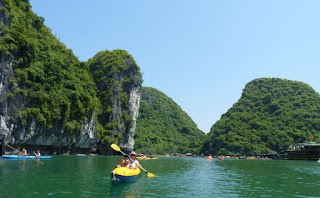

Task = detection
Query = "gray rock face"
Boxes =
[0,5,96,153]
[121,86,141,150]
[106,75,141,152]
[0,1,14,139]
[0,59,16,142]
[0,57,140,153]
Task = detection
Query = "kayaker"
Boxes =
[206,155,213,161]
[33,150,41,159]
[128,151,142,169]
[138,153,146,159]
[20,148,27,156]
[116,155,131,168]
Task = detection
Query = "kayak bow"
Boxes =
[136,157,158,160]
[111,167,140,186]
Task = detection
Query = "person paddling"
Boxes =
[128,151,143,169]
[116,155,131,168]
[111,144,156,178]
[33,150,41,159]
[206,155,213,161]
[20,148,27,156]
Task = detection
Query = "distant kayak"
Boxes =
[111,167,140,186]
[206,155,213,161]
[2,155,52,159]
[136,157,158,160]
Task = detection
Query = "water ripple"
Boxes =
[1,156,320,197]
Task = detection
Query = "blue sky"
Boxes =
[29,0,320,133]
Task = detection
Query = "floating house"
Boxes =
[286,142,320,160]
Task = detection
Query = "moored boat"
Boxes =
[286,143,320,160]
[2,155,52,159]
[111,167,140,186]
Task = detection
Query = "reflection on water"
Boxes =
[1,156,320,197]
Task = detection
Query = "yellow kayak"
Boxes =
[111,167,141,185]
[136,157,158,160]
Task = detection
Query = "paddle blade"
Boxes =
[147,172,156,178]
[111,144,121,152]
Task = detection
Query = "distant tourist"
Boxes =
[206,155,213,161]
[138,153,146,159]
[20,148,27,156]
[218,156,224,160]
[33,150,41,159]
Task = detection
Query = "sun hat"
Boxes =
[130,151,137,155]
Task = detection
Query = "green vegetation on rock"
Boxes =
[0,0,100,132]
[87,50,142,144]
[1,0,204,153]
[202,78,320,156]
[135,87,205,155]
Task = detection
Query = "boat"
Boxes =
[136,157,158,160]
[218,156,224,160]
[111,167,140,186]
[286,143,320,160]
[206,155,213,161]
[2,155,52,159]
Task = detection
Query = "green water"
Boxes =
[1,156,320,197]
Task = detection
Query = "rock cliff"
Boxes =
[0,0,142,154]
[88,50,142,152]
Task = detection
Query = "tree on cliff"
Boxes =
[135,87,205,155]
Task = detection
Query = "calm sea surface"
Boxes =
[1,155,320,197]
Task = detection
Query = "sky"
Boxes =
[29,0,320,133]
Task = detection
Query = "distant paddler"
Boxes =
[206,155,213,161]
[20,148,27,156]
[33,150,41,159]
[137,153,147,159]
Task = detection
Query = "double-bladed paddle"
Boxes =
[6,144,44,164]
[111,144,155,178]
